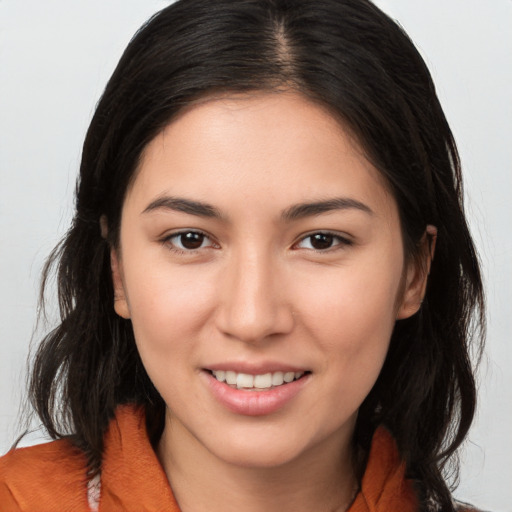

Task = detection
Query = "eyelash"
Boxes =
[161,230,353,255]
[293,231,353,252]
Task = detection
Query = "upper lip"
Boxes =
[204,362,309,374]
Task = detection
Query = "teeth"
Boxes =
[236,373,254,389]
[212,370,305,389]
[225,371,237,385]
[254,373,272,388]
[271,371,284,386]
[283,371,295,383]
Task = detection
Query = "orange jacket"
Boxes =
[0,405,424,511]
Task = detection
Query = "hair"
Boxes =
[28,1,484,510]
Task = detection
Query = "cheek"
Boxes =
[124,264,220,413]
[299,259,401,338]
[295,253,403,382]
[297,264,400,425]
[124,263,218,361]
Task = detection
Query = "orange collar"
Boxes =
[99,405,417,511]
[1,405,417,511]
[350,427,417,511]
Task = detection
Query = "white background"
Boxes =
[0,1,510,510]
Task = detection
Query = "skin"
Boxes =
[111,92,431,512]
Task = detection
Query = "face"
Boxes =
[112,92,427,470]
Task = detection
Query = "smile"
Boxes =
[204,368,311,416]
[210,370,306,390]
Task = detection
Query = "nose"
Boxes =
[215,249,295,344]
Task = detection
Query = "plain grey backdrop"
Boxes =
[0,1,510,510]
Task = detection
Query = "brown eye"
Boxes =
[295,232,352,251]
[309,233,334,250]
[167,231,214,251]
[180,232,205,249]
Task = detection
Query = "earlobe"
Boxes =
[111,249,131,319]
[396,225,437,320]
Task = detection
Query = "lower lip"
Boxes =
[203,371,310,416]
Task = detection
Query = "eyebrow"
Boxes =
[281,197,374,220]
[142,195,373,221]
[142,196,223,218]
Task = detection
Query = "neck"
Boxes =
[157,414,358,512]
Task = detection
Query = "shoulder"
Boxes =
[0,439,90,511]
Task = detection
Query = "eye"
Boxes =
[295,232,352,251]
[165,230,216,251]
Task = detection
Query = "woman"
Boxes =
[0,0,486,511]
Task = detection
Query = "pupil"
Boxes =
[311,233,333,250]
[181,232,204,249]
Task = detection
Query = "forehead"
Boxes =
[126,92,396,220]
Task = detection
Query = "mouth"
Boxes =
[206,369,310,391]
[203,367,311,416]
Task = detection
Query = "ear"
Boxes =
[396,225,437,320]
[111,248,131,319]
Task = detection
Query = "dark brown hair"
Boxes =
[29,1,485,510]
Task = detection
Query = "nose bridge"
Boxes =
[216,244,293,342]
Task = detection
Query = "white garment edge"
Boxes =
[87,473,101,512]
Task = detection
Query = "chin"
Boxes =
[214,443,305,469]
[202,426,323,470]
